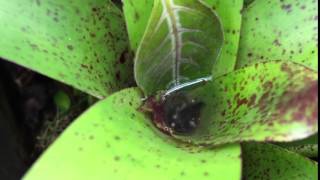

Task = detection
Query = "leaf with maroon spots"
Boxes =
[174,61,318,145]
[203,0,244,77]
[237,0,318,70]
[0,0,132,99]
[23,88,241,180]
[242,143,318,180]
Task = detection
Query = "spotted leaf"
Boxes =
[174,61,318,145]
[123,0,154,51]
[275,133,318,158]
[237,0,318,70]
[0,0,132,99]
[203,0,244,77]
[242,143,318,180]
[23,88,241,180]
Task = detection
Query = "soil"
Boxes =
[0,59,94,179]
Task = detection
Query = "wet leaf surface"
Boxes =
[242,143,318,180]
[174,61,318,145]
[237,0,318,70]
[24,88,241,180]
[134,0,223,95]
[0,0,132,99]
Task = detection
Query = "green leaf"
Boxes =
[23,88,241,180]
[242,143,318,180]
[0,0,131,99]
[282,144,318,159]
[174,61,318,145]
[275,133,318,158]
[134,0,224,96]
[236,0,318,70]
[203,0,244,77]
[123,0,154,51]
[282,133,318,146]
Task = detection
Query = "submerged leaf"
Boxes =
[0,0,131,99]
[124,0,242,77]
[242,143,318,180]
[23,88,241,180]
[134,0,223,95]
[174,61,318,145]
[237,0,318,70]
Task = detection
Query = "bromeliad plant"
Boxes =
[0,0,318,179]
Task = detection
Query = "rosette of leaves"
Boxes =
[0,0,317,179]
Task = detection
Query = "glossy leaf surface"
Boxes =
[134,0,224,95]
[175,61,318,145]
[24,88,241,180]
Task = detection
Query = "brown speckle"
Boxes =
[114,156,120,161]
[89,135,94,140]
[67,45,74,51]
[281,4,292,13]
[273,39,281,46]
[53,17,59,22]
[114,136,120,140]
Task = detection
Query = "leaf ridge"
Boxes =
[161,0,183,86]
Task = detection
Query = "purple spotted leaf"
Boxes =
[0,0,132,99]
[173,61,318,145]
[242,143,318,180]
[237,0,318,70]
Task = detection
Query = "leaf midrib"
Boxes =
[162,0,181,86]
